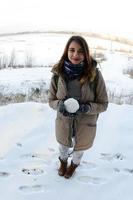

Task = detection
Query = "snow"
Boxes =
[101,53,133,104]
[0,33,133,200]
[0,33,69,66]
[0,67,51,94]
[64,98,79,113]
[0,102,133,200]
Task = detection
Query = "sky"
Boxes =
[0,0,133,39]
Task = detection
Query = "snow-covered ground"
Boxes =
[102,52,133,104]
[0,33,133,199]
[0,33,71,66]
[0,102,133,200]
[0,0,133,199]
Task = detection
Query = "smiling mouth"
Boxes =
[72,58,80,62]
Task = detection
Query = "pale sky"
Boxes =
[0,0,133,39]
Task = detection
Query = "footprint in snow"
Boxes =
[16,143,22,147]
[124,168,133,174]
[113,168,133,175]
[113,168,121,173]
[20,151,56,160]
[80,161,98,170]
[0,172,10,177]
[22,167,44,175]
[48,147,56,152]
[100,153,124,161]
[20,153,52,164]
[77,175,107,185]
[19,184,49,194]
[20,153,49,160]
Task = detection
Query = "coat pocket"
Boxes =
[83,124,96,143]
[76,123,96,149]
[87,123,96,127]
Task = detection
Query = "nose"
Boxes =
[73,51,79,57]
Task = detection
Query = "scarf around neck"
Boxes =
[64,60,85,80]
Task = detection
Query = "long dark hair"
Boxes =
[53,35,96,84]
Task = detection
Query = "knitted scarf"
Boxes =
[64,60,85,80]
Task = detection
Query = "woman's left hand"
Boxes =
[78,104,91,113]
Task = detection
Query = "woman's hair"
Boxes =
[53,35,96,84]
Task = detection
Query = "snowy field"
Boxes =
[0,102,133,200]
[0,33,133,105]
[0,33,133,200]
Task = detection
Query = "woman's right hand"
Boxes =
[58,100,66,114]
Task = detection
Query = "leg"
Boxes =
[72,150,84,165]
[64,150,84,178]
[58,144,69,176]
[59,144,69,161]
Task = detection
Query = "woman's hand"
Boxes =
[78,104,91,113]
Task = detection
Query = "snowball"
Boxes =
[64,98,79,113]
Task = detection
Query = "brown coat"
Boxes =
[48,69,108,151]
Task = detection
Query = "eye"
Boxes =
[68,49,75,52]
[68,48,84,54]
[78,49,84,54]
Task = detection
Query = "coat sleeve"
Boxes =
[48,74,60,110]
[89,70,108,114]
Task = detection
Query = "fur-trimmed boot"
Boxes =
[64,161,78,179]
[58,157,68,176]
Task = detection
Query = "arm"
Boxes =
[88,70,108,114]
[48,74,59,110]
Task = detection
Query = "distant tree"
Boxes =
[24,51,33,68]
[8,49,16,68]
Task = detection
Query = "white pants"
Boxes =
[59,143,84,165]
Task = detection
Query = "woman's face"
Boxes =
[68,41,85,64]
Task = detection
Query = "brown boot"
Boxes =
[58,157,68,176]
[64,161,78,179]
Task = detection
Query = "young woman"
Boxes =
[48,35,108,178]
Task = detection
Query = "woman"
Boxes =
[48,35,108,179]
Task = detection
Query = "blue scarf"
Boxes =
[64,60,85,80]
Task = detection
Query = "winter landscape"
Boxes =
[0,32,133,200]
[0,0,133,199]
